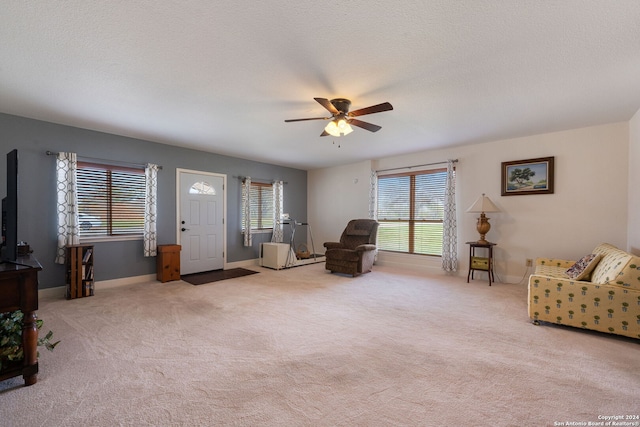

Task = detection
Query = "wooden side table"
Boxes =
[157,244,181,282]
[466,241,496,286]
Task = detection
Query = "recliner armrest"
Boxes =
[324,242,344,250]
[355,244,377,252]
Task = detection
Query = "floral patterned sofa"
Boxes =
[528,243,640,339]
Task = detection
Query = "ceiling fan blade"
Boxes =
[349,118,382,132]
[284,117,330,122]
[348,102,393,117]
[314,98,340,115]
[320,130,330,137]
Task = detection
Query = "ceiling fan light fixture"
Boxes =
[325,119,353,137]
[285,97,392,136]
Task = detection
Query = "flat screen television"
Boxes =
[2,149,18,262]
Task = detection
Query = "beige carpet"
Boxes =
[1,263,638,426]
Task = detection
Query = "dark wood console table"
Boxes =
[0,256,41,386]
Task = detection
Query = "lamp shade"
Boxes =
[467,193,500,213]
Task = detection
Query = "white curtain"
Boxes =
[369,169,379,263]
[242,177,252,247]
[369,170,377,219]
[271,180,284,243]
[55,152,80,264]
[144,164,158,257]
[442,159,458,272]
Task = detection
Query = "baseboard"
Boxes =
[375,251,445,274]
[225,259,261,269]
[38,273,158,300]
[374,252,526,285]
[97,274,157,289]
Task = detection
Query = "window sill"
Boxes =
[378,250,442,257]
[80,235,143,244]
[242,229,273,235]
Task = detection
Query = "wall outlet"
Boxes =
[526,258,533,267]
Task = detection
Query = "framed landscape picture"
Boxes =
[501,156,554,196]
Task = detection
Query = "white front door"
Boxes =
[178,170,225,274]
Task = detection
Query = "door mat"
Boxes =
[181,268,259,285]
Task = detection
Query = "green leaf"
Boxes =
[1,310,60,369]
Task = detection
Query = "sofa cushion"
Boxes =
[534,263,569,278]
[566,253,601,280]
[591,243,633,284]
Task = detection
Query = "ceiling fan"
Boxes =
[285,98,393,137]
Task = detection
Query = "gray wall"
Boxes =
[0,113,307,289]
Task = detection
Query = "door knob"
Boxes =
[181,228,189,232]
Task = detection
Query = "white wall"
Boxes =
[628,108,640,255]
[307,160,373,251]
[308,121,630,282]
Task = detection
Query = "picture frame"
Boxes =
[501,156,554,196]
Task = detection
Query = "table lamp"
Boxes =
[467,193,500,244]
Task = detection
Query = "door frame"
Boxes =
[176,168,228,269]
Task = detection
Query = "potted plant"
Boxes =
[0,310,59,371]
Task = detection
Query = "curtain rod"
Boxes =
[46,151,163,170]
[376,158,458,173]
[234,175,288,185]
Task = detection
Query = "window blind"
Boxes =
[377,168,449,256]
[77,162,146,238]
[243,182,274,231]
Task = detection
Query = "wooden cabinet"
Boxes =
[0,256,41,386]
[65,244,94,299]
[157,244,181,282]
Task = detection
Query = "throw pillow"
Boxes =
[566,254,602,280]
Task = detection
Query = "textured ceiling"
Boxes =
[2,1,640,170]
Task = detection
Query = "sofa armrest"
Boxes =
[355,244,377,252]
[324,242,344,250]
[535,258,575,269]
[529,273,580,290]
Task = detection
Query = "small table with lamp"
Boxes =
[466,193,500,286]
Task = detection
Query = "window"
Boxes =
[242,181,274,232]
[77,162,146,239]
[189,181,216,195]
[377,168,451,256]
